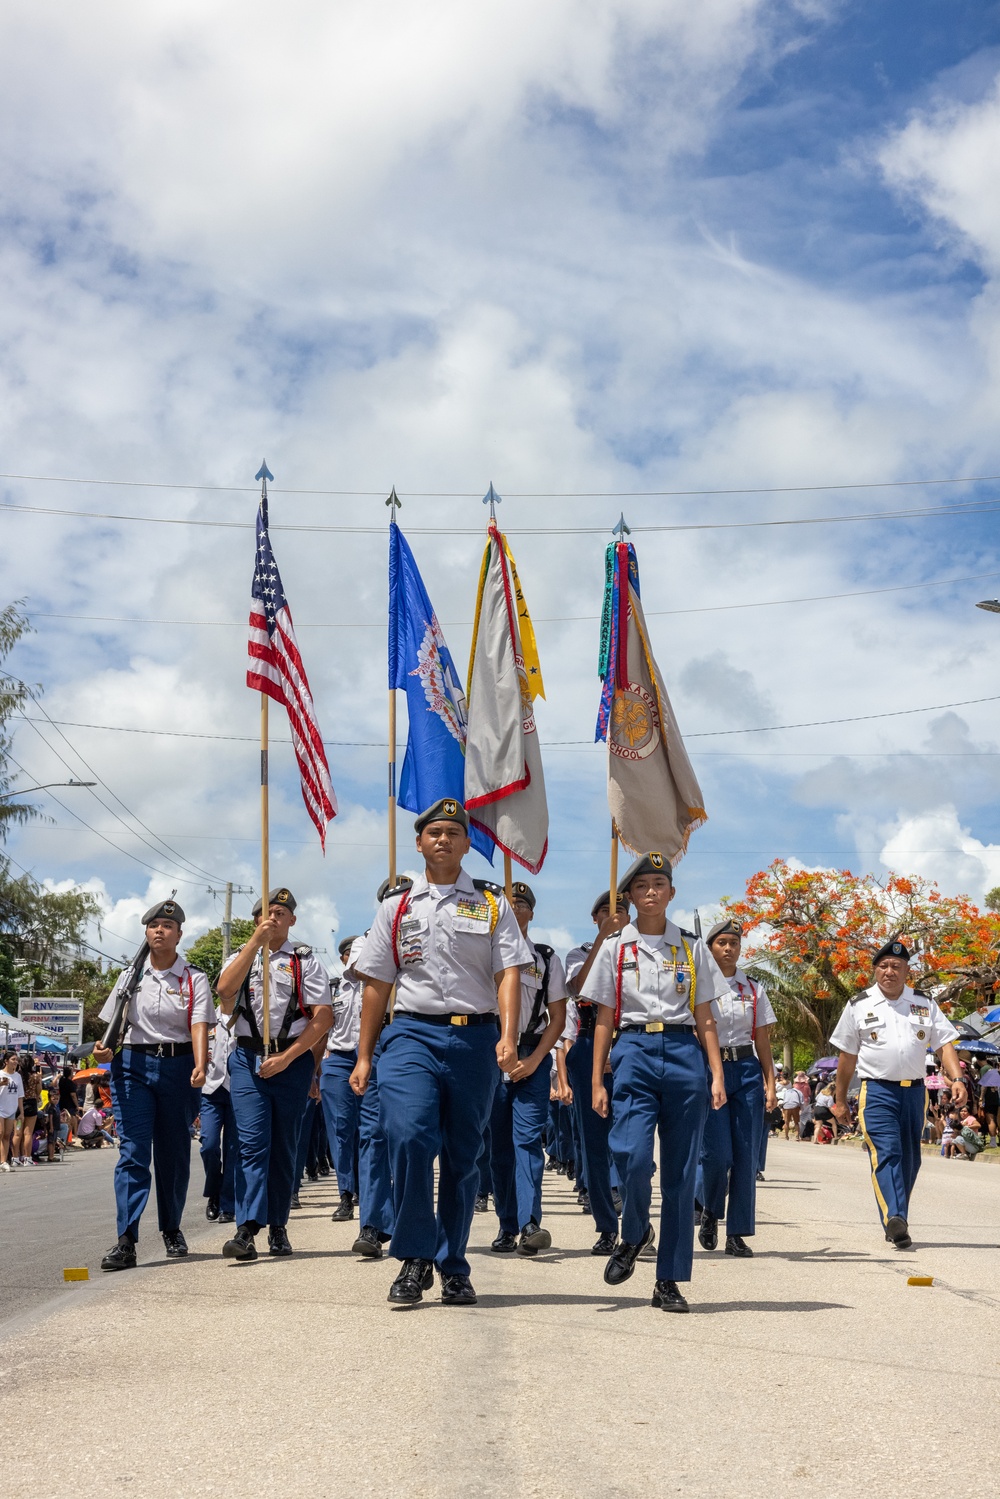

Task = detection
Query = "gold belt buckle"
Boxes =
[900,1079,911,1087]
[450,1015,468,1026]
[646,1022,664,1033]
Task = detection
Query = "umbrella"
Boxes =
[955,1020,986,1040]
[813,1057,838,1071]
[72,1066,110,1082]
[955,1039,1000,1058]
[68,1043,94,1061]
[983,1007,1000,1025]
[977,1068,1000,1088]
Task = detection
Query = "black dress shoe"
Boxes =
[388,1258,434,1304]
[725,1234,753,1257]
[756,1171,765,1181]
[518,1221,552,1255]
[440,1273,477,1305]
[652,1279,689,1312]
[592,1230,619,1256]
[222,1226,258,1261]
[884,1214,910,1246]
[318,1163,331,1177]
[101,1235,136,1272]
[205,1199,221,1222]
[474,1193,490,1213]
[698,1213,719,1251]
[604,1224,654,1286]
[219,1211,236,1224]
[331,1192,356,1222]
[578,1190,591,1212]
[611,1188,623,1214]
[268,1225,293,1257]
[491,1230,517,1253]
[352,1224,384,1258]
[306,1170,319,1182]
[290,1193,301,1211]
[544,1158,556,1172]
[163,1229,188,1258]
[640,1224,657,1259]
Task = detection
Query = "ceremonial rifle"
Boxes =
[99,937,150,1054]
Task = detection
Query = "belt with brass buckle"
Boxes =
[720,1044,755,1062]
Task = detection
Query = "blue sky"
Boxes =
[2,0,1000,967]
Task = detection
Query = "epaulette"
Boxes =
[849,990,870,1003]
[474,878,504,896]
[382,883,413,901]
[293,942,314,958]
[534,942,554,960]
[185,960,208,975]
[678,927,697,942]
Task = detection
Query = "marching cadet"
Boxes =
[489,881,568,1256]
[352,875,410,1259]
[565,891,630,1255]
[583,853,729,1312]
[95,900,213,1270]
[215,888,332,1261]
[697,919,777,1257]
[350,799,531,1306]
[200,1002,240,1223]
[320,935,363,1222]
[830,940,965,1249]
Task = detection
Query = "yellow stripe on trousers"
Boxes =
[857,1080,889,1226]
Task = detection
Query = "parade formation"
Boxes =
[82,473,971,1314]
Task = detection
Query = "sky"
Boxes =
[2,0,1000,971]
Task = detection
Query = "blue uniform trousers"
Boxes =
[566,1034,616,1234]
[857,1078,925,1226]
[228,1046,314,1229]
[609,1028,710,1283]
[358,1039,394,1234]
[293,1095,318,1187]
[377,1015,500,1277]
[320,1049,361,1196]
[699,1055,764,1236]
[199,1085,241,1217]
[110,1048,200,1240]
[757,1117,769,1174]
[489,1055,551,1233]
[478,1123,492,1197]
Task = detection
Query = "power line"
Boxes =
[2,467,1000,499]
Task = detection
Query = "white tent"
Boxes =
[0,1003,69,1052]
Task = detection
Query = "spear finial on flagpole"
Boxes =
[483,481,502,524]
[256,459,274,497]
[386,486,401,524]
[612,512,631,539]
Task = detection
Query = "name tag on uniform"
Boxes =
[621,959,638,972]
[453,899,490,934]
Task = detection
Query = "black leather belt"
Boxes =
[124,1042,194,1057]
[720,1044,755,1062]
[236,1037,300,1056]
[399,1012,499,1027]
[868,1077,924,1088]
[617,1022,690,1035]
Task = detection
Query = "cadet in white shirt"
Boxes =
[351,798,532,1307]
[216,888,333,1262]
[488,881,568,1258]
[831,939,965,1248]
[584,852,729,1312]
[94,900,213,1271]
[199,1006,240,1224]
[696,919,777,1258]
[320,934,364,1223]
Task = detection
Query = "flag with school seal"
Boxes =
[595,537,706,859]
[464,522,549,873]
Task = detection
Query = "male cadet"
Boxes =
[350,799,532,1305]
[216,888,332,1261]
[489,881,568,1256]
[831,940,966,1249]
[564,891,630,1255]
[200,999,240,1223]
[95,900,214,1270]
[320,934,364,1222]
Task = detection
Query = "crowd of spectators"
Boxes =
[0,1051,117,1171]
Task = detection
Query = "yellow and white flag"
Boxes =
[464,525,548,872]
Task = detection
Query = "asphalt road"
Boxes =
[1,1138,998,1498]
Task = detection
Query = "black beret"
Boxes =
[338,934,360,957]
[591,889,630,918]
[377,875,414,903]
[619,852,673,891]
[873,939,910,966]
[252,887,297,919]
[142,899,184,926]
[707,919,742,946]
[414,798,469,834]
[510,881,535,910]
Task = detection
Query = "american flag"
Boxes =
[247,492,337,847]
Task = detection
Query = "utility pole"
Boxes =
[208,882,255,962]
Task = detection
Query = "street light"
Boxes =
[0,780,97,798]
[976,600,1000,614]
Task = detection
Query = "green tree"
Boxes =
[0,602,41,842]
[985,887,1000,914]
[185,919,255,988]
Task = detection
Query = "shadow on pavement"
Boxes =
[690,1299,850,1314]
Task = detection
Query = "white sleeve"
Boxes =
[301,954,332,1010]
[354,902,399,984]
[189,970,216,1026]
[545,953,569,1005]
[754,981,777,1029]
[580,938,619,1009]
[829,1002,860,1056]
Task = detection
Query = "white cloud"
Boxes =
[879,806,1000,904]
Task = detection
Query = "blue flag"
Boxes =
[389,523,493,861]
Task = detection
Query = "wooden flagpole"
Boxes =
[260,692,271,1048]
[503,852,513,903]
[609,820,619,918]
[387,488,401,886]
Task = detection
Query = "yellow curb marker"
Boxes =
[907,1275,933,1287]
[63,1268,89,1282]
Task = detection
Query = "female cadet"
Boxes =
[583,853,729,1312]
[95,900,213,1270]
[489,881,568,1257]
[350,798,531,1307]
[696,919,777,1257]
[216,888,332,1261]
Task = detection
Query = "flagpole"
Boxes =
[386,488,401,886]
[609,820,619,918]
[260,691,271,1049]
[503,852,513,903]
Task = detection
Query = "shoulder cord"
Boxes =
[615,937,697,1029]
